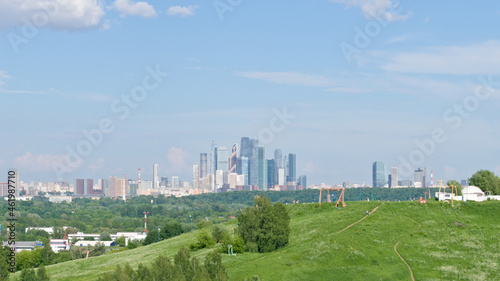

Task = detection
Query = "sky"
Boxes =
[1,0,500,186]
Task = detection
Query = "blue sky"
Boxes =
[1,0,499,185]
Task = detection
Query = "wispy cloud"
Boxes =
[13,152,67,172]
[167,5,199,17]
[380,40,500,75]
[330,0,411,21]
[0,0,106,30]
[165,147,190,174]
[234,71,332,87]
[112,0,157,18]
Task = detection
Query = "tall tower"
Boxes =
[200,153,208,179]
[153,164,159,189]
[122,174,126,202]
[372,161,387,187]
[431,170,434,187]
[257,147,267,190]
[287,153,296,184]
[390,167,398,188]
[211,141,218,175]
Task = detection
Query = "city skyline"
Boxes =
[1,1,500,185]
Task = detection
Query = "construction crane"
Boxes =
[319,187,346,208]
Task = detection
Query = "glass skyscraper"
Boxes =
[372,161,387,187]
[267,159,275,189]
[258,147,267,190]
[240,137,259,186]
[287,153,296,183]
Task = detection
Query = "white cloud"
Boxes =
[331,0,411,21]
[165,147,190,174]
[88,158,105,173]
[112,0,157,18]
[13,152,67,172]
[0,71,10,86]
[381,40,500,75]
[0,0,106,30]
[167,5,199,17]
[423,16,431,24]
[324,87,371,93]
[235,71,332,87]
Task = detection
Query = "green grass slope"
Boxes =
[20,200,500,280]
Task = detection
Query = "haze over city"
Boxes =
[1,0,500,185]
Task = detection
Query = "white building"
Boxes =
[50,239,70,253]
[436,186,500,202]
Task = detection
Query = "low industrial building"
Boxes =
[436,186,500,202]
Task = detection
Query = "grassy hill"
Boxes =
[16,200,500,280]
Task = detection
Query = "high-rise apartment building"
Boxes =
[216,147,229,174]
[414,168,426,187]
[86,179,93,195]
[372,161,387,187]
[299,175,307,189]
[390,167,398,188]
[193,164,199,189]
[274,149,282,186]
[75,179,84,195]
[153,164,159,189]
[199,153,208,178]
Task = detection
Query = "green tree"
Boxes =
[174,247,194,281]
[191,229,215,250]
[100,231,112,241]
[232,234,245,254]
[20,268,37,281]
[446,180,463,196]
[142,229,159,246]
[204,251,227,281]
[469,170,500,195]
[237,195,290,253]
[135,263,152,281]
[115,236,126,247]
[191,256,211,281]
[161,222,184,240]
[37,264,50,281]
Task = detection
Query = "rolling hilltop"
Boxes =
[21,200,500,280]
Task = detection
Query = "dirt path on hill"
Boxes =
[394,241,415,281]
[335,203,385,234]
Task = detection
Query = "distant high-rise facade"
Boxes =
[86,179,94,195]
[75,179,84,195]
[216,147,229,174]
[211,141,217,175]
[414,168,426,187]
[240,137,259,186]
[390,167,398,188]
[267,159,275,189]
[277,168,285,185]
[108,176,124,199]
[372,161,387,187]
[258,147,267,190]
[284,154,288,183]
[229,144,238,174]
[200,153,208,178]
[236,156,249,185]
[75,179,93,195]
[171,176,179,188]
[274,149,282,186]
[287,153,296,184]
[299,175,307,189]
[153,164,159,189]
[193,164,199,188]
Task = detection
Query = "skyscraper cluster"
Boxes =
[372,161,427,188]
[195,137,306,192]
